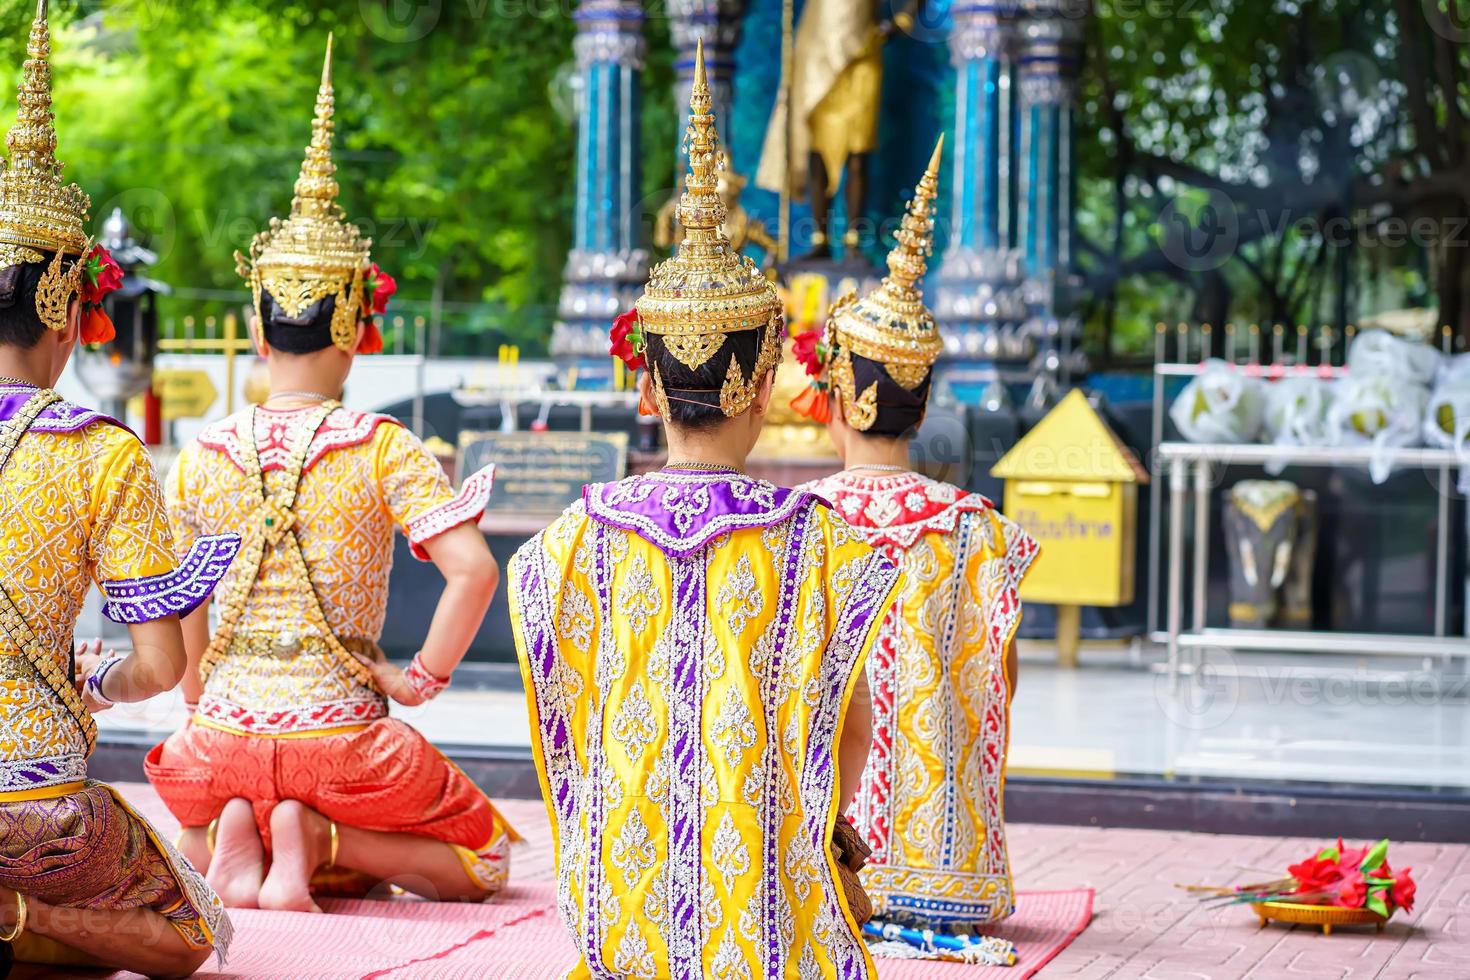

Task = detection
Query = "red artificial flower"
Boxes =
[609,309,645,371]
[363,263,397,317]
[79,305,115,346]
[1335,838,1370,870]
[1333,868,1367,908]
[1288,855,1343,899]
[80,245,124,305]
[790,382,832,424]
[1391,869,1416,912]
[791,326,827,377]
[357,319,384,355]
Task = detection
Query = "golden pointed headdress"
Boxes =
[635,39,783,417]
[236,33,372,351]
[0,1,93,333]
[826,136,945,430]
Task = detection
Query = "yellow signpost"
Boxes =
[156,311,255,415]
[991,389,1149,666]
[153,369,218,420]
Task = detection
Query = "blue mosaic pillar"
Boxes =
[1017,0,1085,316]
[934,3,1027,360]
[551,0,650,366]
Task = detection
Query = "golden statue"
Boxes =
[756,1,921,259]
[655,148,777,263]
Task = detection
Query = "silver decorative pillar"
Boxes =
[551,0,650,366]
[1017,0,1088,388]
[934,2,1027,362]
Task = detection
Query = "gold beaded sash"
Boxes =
[0,389,100,755]
[199,403,379,689]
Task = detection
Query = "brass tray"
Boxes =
[1252,900,1389,935]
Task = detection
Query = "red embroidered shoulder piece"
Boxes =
[197,406,401,474]
[799,471,998,551]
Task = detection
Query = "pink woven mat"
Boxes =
[69,783,1091,978]
[476,886,1094,980]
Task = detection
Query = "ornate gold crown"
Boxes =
[827,135,945,430]
[236,34,372,352]
[636,39,783,418]
[0,1,92,333]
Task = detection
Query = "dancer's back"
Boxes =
[512,470,900,977]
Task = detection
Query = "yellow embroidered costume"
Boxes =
[510,46,903,978]
[798,143,1040,930]
[0,4,234,959]
[145,38,514,894]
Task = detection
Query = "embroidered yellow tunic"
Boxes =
[167,406,494,736]
[800,471,1040,929]
[511,472,903,979]
[0,386,235,956]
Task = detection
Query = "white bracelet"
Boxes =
[84,652,127,707]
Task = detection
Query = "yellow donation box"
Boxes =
[991,389,1147,608]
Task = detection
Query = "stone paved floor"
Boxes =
[498,798,1470,979]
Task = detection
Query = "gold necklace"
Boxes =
[0,376,38,387]
[664,459,741,473]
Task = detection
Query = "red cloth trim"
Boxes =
[193,694,387,736]
[405,463,496,561]
[800,471,999,550]
[197,406,401,474]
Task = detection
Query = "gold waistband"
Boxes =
[226,633,382,662]
[193,717,372,740]
[0,780,85,803]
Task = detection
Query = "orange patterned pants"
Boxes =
[146,718,515,893]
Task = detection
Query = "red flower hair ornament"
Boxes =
[610,309,646,372]
[788,325,833,423]
[357,263,398,355]
[78,245,124,346]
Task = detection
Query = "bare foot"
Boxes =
[176,826,212,875]
[206,798,266,909]
[257,801,329,914]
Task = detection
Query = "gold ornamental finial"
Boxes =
[634,37,783,417]
[0,0,90,272]
[677,39,726,236]
[292,32,340,220]
[825,135,946,419]
[884,133,942,291]
[236,32,372,352]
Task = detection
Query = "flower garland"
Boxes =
[78,245,124,346]
[358,262,397,354]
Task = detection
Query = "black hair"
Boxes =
[647,324,775,433]
[260,289,338,354]
[0,254,67,349]
[845,351,932,438]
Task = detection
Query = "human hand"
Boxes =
[367,660,429,708]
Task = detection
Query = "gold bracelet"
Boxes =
[0,891,27,942]
[893,10,915,32]
[328,820,339,868]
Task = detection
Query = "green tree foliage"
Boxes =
[1076,0,1470,359]
[0,0,672,355]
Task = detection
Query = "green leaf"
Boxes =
[1366,893,1389,917]
[1317,846,1340,861]
[1361,839,1390,872]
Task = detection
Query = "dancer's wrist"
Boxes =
[84,651,127,707]
[404,650,451,702]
